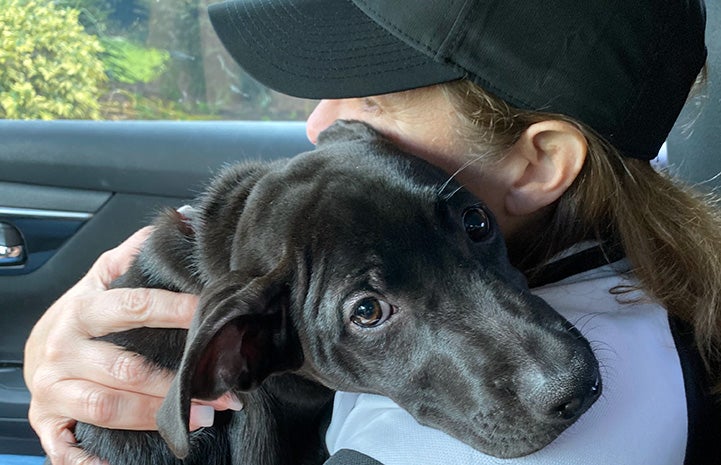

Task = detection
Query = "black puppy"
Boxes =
[67,121,601,465]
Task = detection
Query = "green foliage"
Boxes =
[100,89,221,120]
[54,0,114,34]
[101,37,169,84]
[0,0,312,121]
[0,0,107,119]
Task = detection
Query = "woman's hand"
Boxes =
[23,228,240,465]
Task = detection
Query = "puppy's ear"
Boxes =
[157,269,301,459]
[316,119,380,147]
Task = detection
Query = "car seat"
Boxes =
[667,0,721,189]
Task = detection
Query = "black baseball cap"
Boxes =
[208,0,707,160]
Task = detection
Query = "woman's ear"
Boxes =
[504,120,587,216]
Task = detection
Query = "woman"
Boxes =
[24,0,720,464]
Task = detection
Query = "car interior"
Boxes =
[0,0,718,461]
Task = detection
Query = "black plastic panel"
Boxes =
[0,363,41,456]
[0,182,110,212]
[0,120,312,197]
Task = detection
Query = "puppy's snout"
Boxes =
[517,355,601,424]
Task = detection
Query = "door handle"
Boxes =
[0,222,25,266]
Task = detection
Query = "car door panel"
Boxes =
[0,120,312,456]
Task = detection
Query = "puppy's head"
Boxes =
[158,120,601,459]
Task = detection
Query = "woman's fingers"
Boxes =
[32,419,106,465]
[196,392,244,412]
[43,336,174,399]
[38,379,166,431]
[26,286,198,397]
[24,225,245,464]
[23,228,200,463]
[76,287,198,337]
[81,227,154,290]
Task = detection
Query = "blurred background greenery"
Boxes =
[0,0,316,120]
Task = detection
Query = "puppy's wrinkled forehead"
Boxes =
[231,120,499,284]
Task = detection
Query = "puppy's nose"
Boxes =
[545,375,601,421]
[523,369,601,424]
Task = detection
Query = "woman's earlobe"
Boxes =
[505,121,587,216]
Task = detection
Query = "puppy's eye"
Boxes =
[463,205,491,242]
[351,297,394,328]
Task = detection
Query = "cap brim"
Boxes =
[208,0,464,99]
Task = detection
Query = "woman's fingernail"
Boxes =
[227,396,243,411]
[176,204,195,214]
[190,404,215,428]
[59,428,76,445]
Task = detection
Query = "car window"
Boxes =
[0,0,316,121]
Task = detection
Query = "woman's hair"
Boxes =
[440,74,721,391]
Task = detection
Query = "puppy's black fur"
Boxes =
[61,121,600,465]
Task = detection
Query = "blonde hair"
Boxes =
[440,77,721,391]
